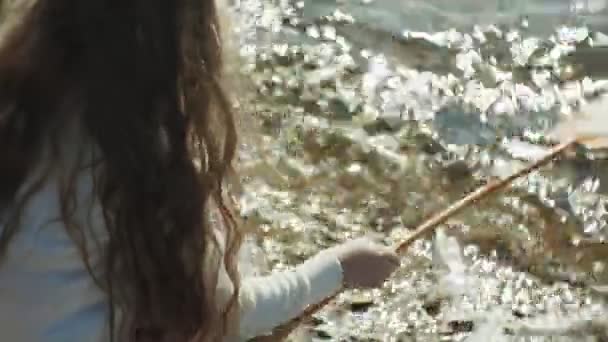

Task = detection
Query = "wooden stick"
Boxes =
[250,140,575,342]
[395,140,573,253]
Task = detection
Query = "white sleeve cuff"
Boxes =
[235,251,344,340]
[295,251,343,305]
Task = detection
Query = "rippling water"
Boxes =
[225,0,608,340]
[301,0,607,33]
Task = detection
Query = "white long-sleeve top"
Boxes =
[0,138,343,341]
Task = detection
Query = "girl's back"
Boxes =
[0,123,109,341]
[0,0,237,339]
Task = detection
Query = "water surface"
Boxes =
[228,0,608,340]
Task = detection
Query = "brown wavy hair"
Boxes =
[0,0,241,341]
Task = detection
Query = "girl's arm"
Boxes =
[212,211,397,340]
[210,207,343,340]
[236,251,343,340]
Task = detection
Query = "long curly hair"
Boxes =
[0,0,241,340]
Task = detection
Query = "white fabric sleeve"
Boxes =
[235,251,343,340]
[209,208,343,340]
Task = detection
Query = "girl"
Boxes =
[0,0,400,341]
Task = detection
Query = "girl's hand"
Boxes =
[329,237,400,289]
